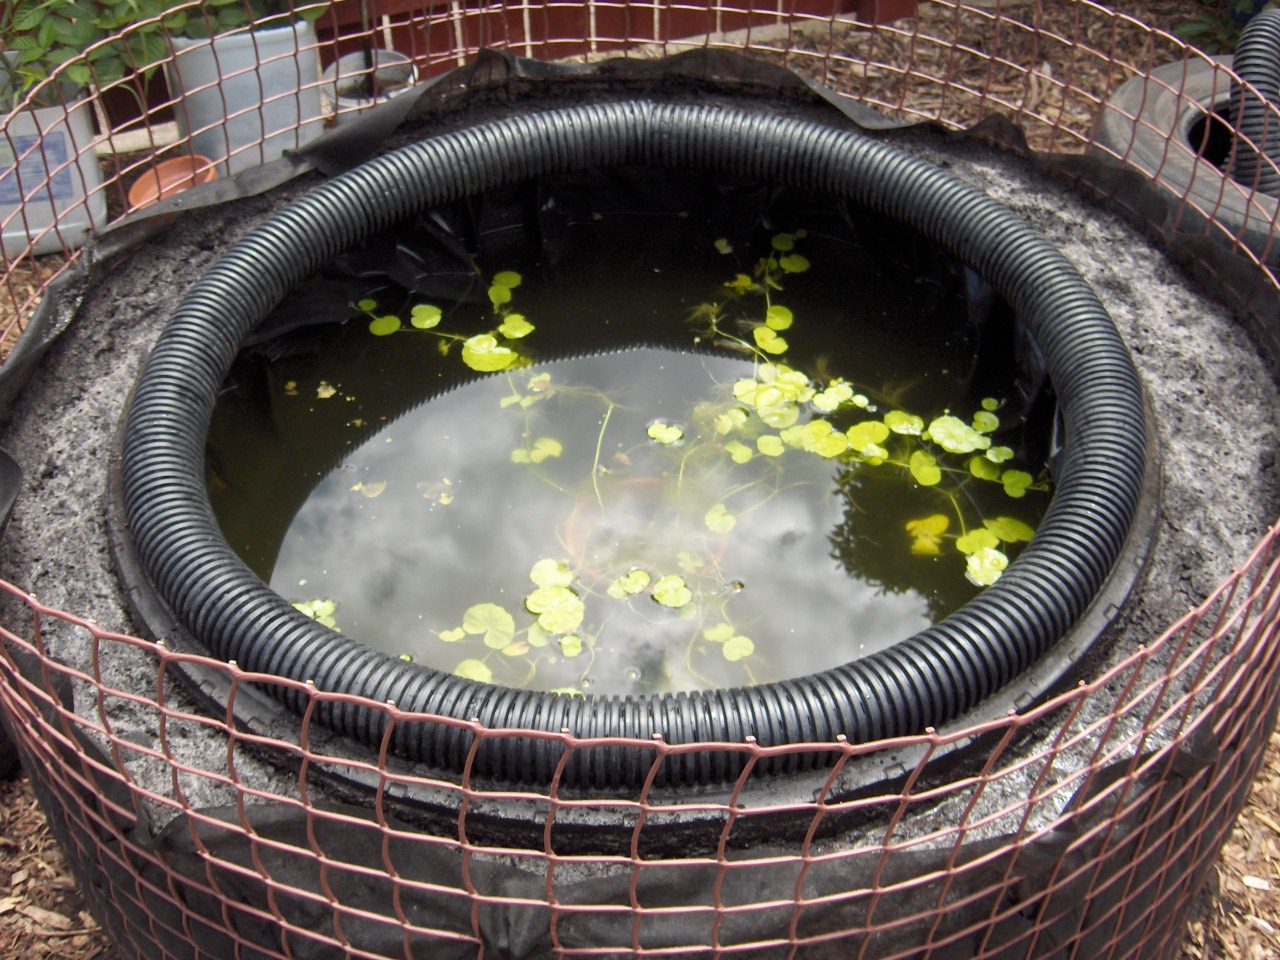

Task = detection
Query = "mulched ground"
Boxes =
[0,779,113,960]
[1,2,1277,958]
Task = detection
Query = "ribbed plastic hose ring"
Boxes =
[120,99,1147,788]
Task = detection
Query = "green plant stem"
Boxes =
[942,487,969,537]
[591,402,614,513]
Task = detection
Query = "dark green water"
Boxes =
[208,185,1051,695]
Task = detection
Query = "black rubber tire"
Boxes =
[1092,56,1280,265]
[0,446,21,780]
[0,722,18,780]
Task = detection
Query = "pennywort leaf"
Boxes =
[525,585,585,634]
[765,305,794,330]
[646,421,685,444]
[969,456,1002,481]
[530,558,574,588]
[965,547,1009,587]
[955,528,1000,555]
[368,314,401,336]
[461,334,517,372]
[885,410,924,435]
[652,574,693,608]
[906,514,949,555]
[607,569,651,600]
[462,603,516,649]
[704,622,735,642]
[925,415,991,454]
[454,659,493,683]
[410,304,442,329]
[985,516,1035,542]
[498,313,534,339]
[1001,470,1035,498]
[753,327,788,354]
[293,598,337,629]
[909,450,942,486]
[704,503,737,533]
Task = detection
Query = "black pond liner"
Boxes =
[117,94,1150,790]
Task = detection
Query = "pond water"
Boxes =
[208,179,1052,696]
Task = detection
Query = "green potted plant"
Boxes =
[165,0,331,176]
[1,0,172,254]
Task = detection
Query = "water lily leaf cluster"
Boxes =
[677,231,1050,593]
[302,229,1051,694]
[356,269,530,374]
[292,597,338,630]
[432,554,759,687]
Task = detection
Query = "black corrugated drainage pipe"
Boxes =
[1229,7,1280,195]
[119,99,1147,789]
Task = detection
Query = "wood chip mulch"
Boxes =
[1,2,1278,958]
[0,777,115,959]
[0,255,67,364]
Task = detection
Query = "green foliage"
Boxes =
[356,267,531,375]
[1175,1,1274,54]
[175,0,330,41]
[0,0,330,111]
[292,597,337,629]
[2,0,162,108]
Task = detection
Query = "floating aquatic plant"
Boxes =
[289,231,1050,692]
[357,269,531,374]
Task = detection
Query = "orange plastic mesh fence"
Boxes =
[3,1,1280,957]
[2,518,1279,957]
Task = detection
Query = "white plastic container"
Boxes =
[321,49,418,125]
[0,96,106,257]
[168,21,324,177]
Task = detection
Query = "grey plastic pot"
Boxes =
[321,48,418,124]
[168,21,325,177]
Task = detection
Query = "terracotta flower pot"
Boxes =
[127,155,218,210]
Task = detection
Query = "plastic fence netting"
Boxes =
[2,2,1280,958]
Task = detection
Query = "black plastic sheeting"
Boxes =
[0,447,17,548]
